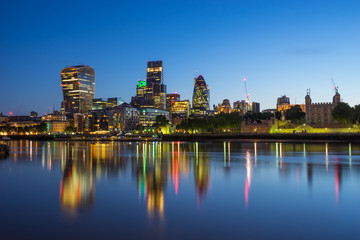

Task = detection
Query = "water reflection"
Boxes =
[4,140,359,214]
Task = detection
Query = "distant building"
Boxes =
[215,99,232,114]
[277,95,290,106]
[277,95,305,113]
[146,61,167,110]
[74,113,87,133]
[7,116,40,127]
[305,89,341,126]
[110,104,140,133]
[233,101,260,114]
[30,111,38,117]
[86,109,110,133]
[192,75,210,115]
[131,80,154,108]
[46,121,70,133]
[166,93,180,111]
[241,119,273,134]
[139,108,170,130]
[0,113,8,123]
[92,97,124,110]
[170,100,190,117]
[131,61,167,109]
[42,114,67,122]
[61,65,95,116]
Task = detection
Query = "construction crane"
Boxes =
[331,78,339,94]
[243,78,250,103]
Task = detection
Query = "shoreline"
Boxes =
[2,133,360,142]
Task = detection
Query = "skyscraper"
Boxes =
[146,60,166,109]
[192,75,210,115]
[131,61,167,109]
[61,65,95,116]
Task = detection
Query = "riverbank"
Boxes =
[3,133,360,142]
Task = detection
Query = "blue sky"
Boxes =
[0,0,359,115]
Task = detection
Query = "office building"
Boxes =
[233,100,260,114]
[139,108,170,130]
[110,104,140,133]
[61,65,95,116]
[92,97,124,110]
[146,61,167,110]
[191,75,210,115]
[166,93,180,111]
[131,61,167,109]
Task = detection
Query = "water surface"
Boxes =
[0,140,359,240]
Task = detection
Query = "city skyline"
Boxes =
[1,0,359,115]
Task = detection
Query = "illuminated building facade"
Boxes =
[191,75,210,115]
[305,90,341,125]
[131,80,154,108]
[146,61,167,110]
[171,100,190,117]
[276,95,305,113]
[131,61,167,109]
[92,97,124,110]
[41,114,67,122]
[46,121,70,133]
[61,65,95,116]
[86,109,110,133]
[110,104,140,133]
[166,93,180,111]
[233,101,260,114]
[215,99,232,114]
[139,108,170,129]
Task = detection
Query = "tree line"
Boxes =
[0,122,47,134]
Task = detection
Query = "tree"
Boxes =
[353,104,360,124]
[284,105,305,123]
[332,102,354,124]
[64,126,76,133]
[36,122,47,133]
[154,115,169,129]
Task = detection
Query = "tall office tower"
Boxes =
[61,65,95,116]
[146,60,167,109]
[191,75,210,115]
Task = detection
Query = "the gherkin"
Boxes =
[191,75,210,115]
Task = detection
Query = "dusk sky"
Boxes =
[0,0,359,115]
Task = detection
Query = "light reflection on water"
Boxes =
[0,140,359,239]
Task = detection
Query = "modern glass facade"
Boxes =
[191,75,210,115]
[139,108,170,128]
[61,65,95,116]
[92,97,124,110]
[146,61,166,110]
[131,61,167,110]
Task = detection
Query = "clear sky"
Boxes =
[0,0,359,115]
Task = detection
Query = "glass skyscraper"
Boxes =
[192,75,210,115]
[146,60,167,110]
[61,65,95,116]
[131,61,167,109]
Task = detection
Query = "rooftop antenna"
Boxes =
[15,104,23,116]
[331,78,339,94]
[243,78,250,103]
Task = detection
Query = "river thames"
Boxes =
[0,140,359,239]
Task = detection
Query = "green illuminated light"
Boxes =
[138,80,146,88]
